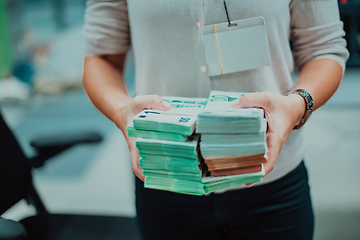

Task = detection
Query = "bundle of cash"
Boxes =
[137,136,265,195]
[204,154,267,170]
[136,135,199,159]
[140,154,200,173]
[127,124,189,142]
[129,97,207,195]
[136,136,205,195]
[202,165,264,193]
[197,90,268,179]
[143,166,265,195]
[209,165,263,177]
[197,91,265,134]
[131,97,207,136]
[145,176,205,195]
[200,140,267,158]
[133,110,196,136]
[128,94,268,196]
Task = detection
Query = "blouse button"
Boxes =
[196,21,202,29]
[200,66,207,73]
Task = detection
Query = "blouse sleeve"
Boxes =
[83,0,131,56]
[290,0,349,72]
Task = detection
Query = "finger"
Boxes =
[130,148,145,181]
[263,162,275,177]
[132,95,172,114]
[231,92,273,109]
[263,131,281,176]
[128,137,146,181]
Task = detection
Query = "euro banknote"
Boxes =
[136,135,199,158]
[127,124,189,142]
[144,166,265,195]
[140,157,201,173]
[200,141,267,158]
[196,91,264,134]
[132,97,206,135]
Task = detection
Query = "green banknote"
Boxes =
[145,176,205,196]
[127,124,189,142]
[200,141,267,157]
[143,169,202,182]
[143,171,264,195]
[136,135,199,158]
[140,158,201,173]
[204,175,263,193]
[202,165,264,193]
[196,90,265,134]
[133,97,207,135]
[143,165,264,195]
[200,130,266,145]
[139,153,198,162]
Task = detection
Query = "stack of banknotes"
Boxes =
[127,92,267,195]
[128,97,207,195]
[197,90,268,182]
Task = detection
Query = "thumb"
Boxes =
[132,95,172,113]
[231,92,271,109]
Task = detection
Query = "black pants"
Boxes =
[136,161,314,240]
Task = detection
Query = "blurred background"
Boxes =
[0,0,359,239]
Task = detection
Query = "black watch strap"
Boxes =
[285,89,313,129]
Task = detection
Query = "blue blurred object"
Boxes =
[12,59,35,85]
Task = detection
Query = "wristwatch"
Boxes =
[285,89,313,130]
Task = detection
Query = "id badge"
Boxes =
[203,17,271,76]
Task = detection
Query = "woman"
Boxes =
[82,0,349,239]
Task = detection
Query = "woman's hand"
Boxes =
[114,95,172,181]
[230,91,305,185]
[83,56,173,182]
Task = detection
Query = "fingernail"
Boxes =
[161,100,172,109]
[230,99,240,107]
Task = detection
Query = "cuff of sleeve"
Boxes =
[292,21,349,73]
[85,37,131,56]
[313,54,347,77]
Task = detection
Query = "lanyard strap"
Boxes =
[223,0,232,26]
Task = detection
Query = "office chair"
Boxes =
[0,111,142,240]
